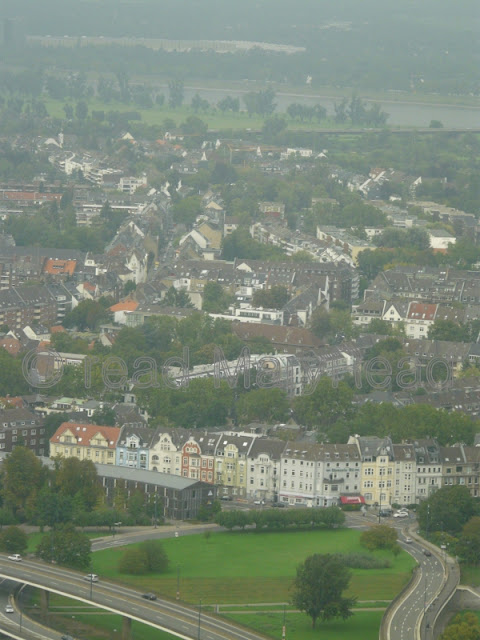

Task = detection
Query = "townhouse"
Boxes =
[215,433,256,499]
[247,438,285,502]
[0,407,46,456]
[349,436,416,507]
[50,422,120,465]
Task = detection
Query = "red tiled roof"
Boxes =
[50,325,66,333]
[43,258,77,276]
[407,302,437,321]
[0,337,21,356]
[51,422,120,449]
[109,300,139,312]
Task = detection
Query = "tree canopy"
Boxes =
[291,553,355,628]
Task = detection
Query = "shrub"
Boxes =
[118,541,169,575]
[118,547,148,574]
[142,540,169,573]
[334,552,391,569]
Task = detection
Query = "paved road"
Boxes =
[388,532,445,640]
[0,555,267,640]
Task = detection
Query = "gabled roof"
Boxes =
[43,258,76,276]
[407,302,437,321]
[51,422,120,448]
[109,300,139,313]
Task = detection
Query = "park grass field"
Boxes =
[32,528,413,640]
[225,610,384,640]
[38,599,384,640]
[41,95,357,133]
[90,528,416,604]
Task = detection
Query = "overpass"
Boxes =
[0,556,264,640]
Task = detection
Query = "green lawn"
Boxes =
[225,610,384,640]
[460,564,480,587]
[29,529,412,640]
[41,95,363,133]
[90,529,416,604]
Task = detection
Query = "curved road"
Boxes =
[388,531,445,640]
[0,554,265,640]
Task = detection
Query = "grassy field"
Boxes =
[90,529,416,604]
[41,95,374,133]
[460,564,480,587]
[225,610,384,640]
[29,528,413,640]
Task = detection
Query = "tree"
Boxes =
[91,406,117,426]
[168,79,184,108]
[360,525,400,554]
[55,458,103,513]
[262,115,287,142]
[141,540,169,572]
[440,612,480,640]
[252,286,289,310]
[36,524,91,569]
[119,546,148,574]
[75,100,88,121]
[180,115,208,136]
[294,377,355,430]
[0,526,28,554]
[63,300,111,330]
[418,485,475,536]
[428,319,470,342]
[36,486,73,529]
[456,517,480,565]
[118,540,168,574]
[1,446,43,518]
[237,388,290,424]
[202,281,231,313]
[172,195,202,227]
[291,554,355,628]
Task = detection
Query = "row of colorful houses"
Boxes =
[50,422,480,507]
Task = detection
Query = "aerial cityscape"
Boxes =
[0,1,479,639]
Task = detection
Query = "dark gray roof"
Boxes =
[40,457,208,490]
[248,438,286,460]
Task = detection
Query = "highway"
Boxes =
[0,555,266,640]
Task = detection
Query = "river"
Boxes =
[181,86,480,128]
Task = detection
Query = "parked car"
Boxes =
[273,502,287,508]
[393,511,409,518]
[405,537,413,544]
[142,593,157,601]
[253,500,265,505]
[84,574,99,582]
[61,635,74,640]
[7,554,21,562]
[5,604,14,614]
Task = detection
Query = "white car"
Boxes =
[84,573,98,582]
[5,604,14,613]
[393,511,409,518]
[8,554,22,562]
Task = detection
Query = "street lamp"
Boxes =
[197,600,202,640]
[176,564,181,601]
[113,521,122,539]
[154,494,158,529]
[282,604,286,640]
[18,583,26,634]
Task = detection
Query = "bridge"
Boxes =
[0,555,264,640]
